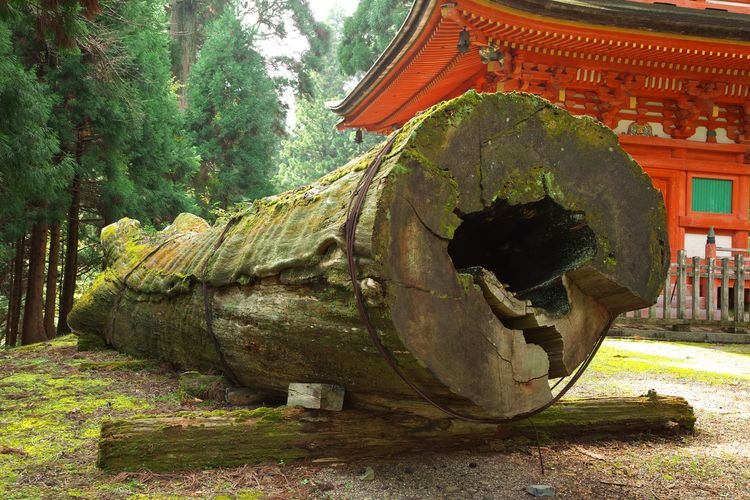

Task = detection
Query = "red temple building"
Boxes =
[331,0,750,260]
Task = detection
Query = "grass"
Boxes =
[686,342,750,356]
[586,339,750,384]
[638,449,741,483]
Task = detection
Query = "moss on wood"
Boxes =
[76,331,109,352]
[97,395,694,472]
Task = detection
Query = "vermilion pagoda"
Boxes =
[332,0,750,259]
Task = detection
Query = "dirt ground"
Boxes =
[1,336,748,499]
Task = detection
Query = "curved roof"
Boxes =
[332,0,750,132]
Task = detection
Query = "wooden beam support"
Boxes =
[98,395,695,472]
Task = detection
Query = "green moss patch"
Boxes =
[76,331,109,352]
[588,339,750,384]
[0,335,289,497]
[0,336,159,498]
[76,360,159,372]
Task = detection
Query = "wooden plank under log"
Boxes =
[97,395,695,472]
[69,91,669,420]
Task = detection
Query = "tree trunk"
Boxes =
[169,0,229,108]
[22,222,48,345]
[69,92,669,419]
[5,236,25,347]
[170,0,198,109]
[44,225,61,339]
[58,233,65,309]
[97,395,694,472]
[58,173,80,336]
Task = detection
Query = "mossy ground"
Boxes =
[0,336,273,499]
[1,335,748,498]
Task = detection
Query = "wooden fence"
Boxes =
[618,250,749,327]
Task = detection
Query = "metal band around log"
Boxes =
[344,132,614,424]
[201,217,242,386]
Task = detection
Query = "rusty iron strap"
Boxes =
[201,218,242,386]
[344,131,613,424]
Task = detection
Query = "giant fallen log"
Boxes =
[69,91,669,419]
[97,396,694,472]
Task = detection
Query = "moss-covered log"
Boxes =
[97,395,694,472]
[69,91,668,419]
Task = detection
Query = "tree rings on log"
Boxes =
[69,91,669,419]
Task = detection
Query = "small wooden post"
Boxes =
[735,254,745,323]
[706,258,715,321]
[677,250,687,320]
[721,257,730,322]
[692,257,701,321]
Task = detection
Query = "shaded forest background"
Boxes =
[0,0,410,347]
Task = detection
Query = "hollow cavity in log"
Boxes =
[447,196,602,378]
[449,197,596,314]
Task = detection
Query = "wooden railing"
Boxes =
[618,250,749,326]
[626,0,750,14]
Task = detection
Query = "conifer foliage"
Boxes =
[276,12,380,191]
[1,0,197,345]
[0,0,390,346]
[337,0,411,76]
[0,19,64,249]
[186,7,281,210]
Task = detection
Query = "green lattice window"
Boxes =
[692,178,732,214]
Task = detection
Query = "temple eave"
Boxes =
[333,0,750,133]
[332,0,750,260]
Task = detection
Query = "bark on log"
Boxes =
[97,396,694,472]
[69,91,669,419]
